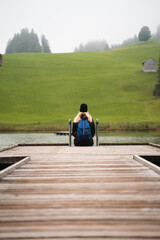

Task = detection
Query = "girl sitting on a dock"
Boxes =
[72,103,95,146]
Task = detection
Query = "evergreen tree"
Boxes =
[138,26,151,42]
[30,29,42,52]
[5,28,42,53]
[5,39,12,53]
[153,56,160,97]
[41,34,51,53]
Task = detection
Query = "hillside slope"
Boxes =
[0,39,160,129]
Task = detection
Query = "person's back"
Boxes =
[72,103,95,146]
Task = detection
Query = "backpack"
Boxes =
[77,119,91,141]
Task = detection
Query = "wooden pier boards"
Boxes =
[0,145,160,239]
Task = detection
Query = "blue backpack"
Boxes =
[77,119,91,141]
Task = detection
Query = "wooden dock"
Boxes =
[0,144,160,239]
[54,131,69,135]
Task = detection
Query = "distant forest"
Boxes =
[5,24,160,54]
[74,24,160,52]
[5,28,51,54]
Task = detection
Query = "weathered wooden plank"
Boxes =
[10,170,154,177]
[0,156,31,179]
[19,158,136,162]
[0,199,160,209]
[14,166,149,171]
[0,239,145,240]
[1,182,159,194]
[8,173,157,179]
[134,154,160,174]
[0,238,146,240]
[1,208,160,221]
[0,220,160,229]
[1,192,160,199]
[1,181,159,188]
[0,222,160,238]
[19,164,144,169]
[1,175,160,184]
[0,145,18,153]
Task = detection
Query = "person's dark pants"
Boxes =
[74,138,94,146]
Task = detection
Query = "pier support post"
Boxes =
[69,119,72,146]
[96,119,99,146]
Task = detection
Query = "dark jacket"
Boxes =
[72,112,95,146]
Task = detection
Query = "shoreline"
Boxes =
[0,121,160,133]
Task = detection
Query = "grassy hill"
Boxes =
[0,38,160,131]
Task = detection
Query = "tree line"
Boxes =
[74,24,160,52]
[74,40,109,52]
[4,24,160,54]
[5,28,51,54]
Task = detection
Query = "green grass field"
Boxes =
[0,38,160,131]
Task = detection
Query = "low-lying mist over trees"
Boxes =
[110,35,139,50]
[74,40,109,52]
[74,35,139,52]
[74,24,160,52]
[5,28,51,54]
[4,24,160,54]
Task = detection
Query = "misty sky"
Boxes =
[0,0,160,53]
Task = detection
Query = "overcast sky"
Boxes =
[0,0,160,53]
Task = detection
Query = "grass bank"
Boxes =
[0,38,160,131]
[0,121,160,132]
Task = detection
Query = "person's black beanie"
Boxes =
[80,103,88,112]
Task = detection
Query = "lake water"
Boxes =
[0,132,160,149]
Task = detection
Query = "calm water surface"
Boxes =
[0,132,160,149]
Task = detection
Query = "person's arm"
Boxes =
[72,112,82,137]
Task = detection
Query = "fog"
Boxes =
[0,0,160,53]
